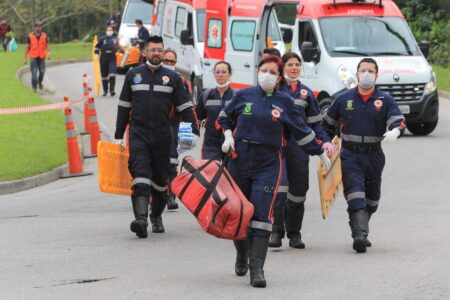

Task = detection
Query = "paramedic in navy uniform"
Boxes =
[322,58,406,253]
[218,56,332,288]
[270,52,337,249]
[195,61,236,160]
[115,36,199,239]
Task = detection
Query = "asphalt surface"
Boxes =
[1,62,449,299]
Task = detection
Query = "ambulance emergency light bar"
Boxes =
[332,0,383,8]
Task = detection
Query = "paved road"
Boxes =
[2,62,449,299]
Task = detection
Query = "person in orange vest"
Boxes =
[24,20,51,92]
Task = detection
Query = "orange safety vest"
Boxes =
[28,32,47,59]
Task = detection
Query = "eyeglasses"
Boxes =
[214,70,228,75]
[163,59,177,65]
[146,48,164,53]
[285,63,301,67]
[259,68,279,76]
[358,68,377,74]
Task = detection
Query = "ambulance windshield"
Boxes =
[122,0,153,24]
[319,17,420,56]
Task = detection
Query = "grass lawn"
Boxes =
[0,42,91,181]
[433,65,450,93]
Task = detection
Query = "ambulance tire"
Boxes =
[406,119,438,136]
[192,76,202,106]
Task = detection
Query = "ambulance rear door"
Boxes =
[202,0,230,89]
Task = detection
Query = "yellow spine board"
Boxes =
[317,137,342,219]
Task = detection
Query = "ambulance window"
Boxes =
[298,20,317,46]
[268,13,281,42]
[197,10,206,43]
[231,21,256,52]
[207,19,222,48]
[175,7,187,37]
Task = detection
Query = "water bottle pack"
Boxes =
[178,122,194,153]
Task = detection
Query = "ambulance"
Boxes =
[291,0,439,135]
[116,0,154,73]
[151,0,290,103]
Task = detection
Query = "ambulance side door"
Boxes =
[154,0,166,35]
[225,17,259,89]
[298,19,320,90]
[202,1,228,89]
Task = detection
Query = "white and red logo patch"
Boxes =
[374,99,383,112]
[271,108,281,121]
[300,89,308,99]
[162,76,170,85]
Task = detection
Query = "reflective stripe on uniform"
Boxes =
[219,111,228,118]
[307,114,322,124]
[364,136,383,143]
[170,158,179,165]
[204,100,222,107]
[278,186,288,193]
[294,99,308,107]
[387,115,404,128]
[101,77,108,80]
[118,100,131,108]
[323,114,338,126]
[250,221,272,232]
[341,133,362,143]
[287,192,306,203]
[151,181,167,192]
[297,131,316,146]
[177,102,193,112]
[131,84,150,92]
[346,191,365,201]
[132,177,151,186]
[108,73,116,78]
[366,199,379,207]
[153,85,174,93]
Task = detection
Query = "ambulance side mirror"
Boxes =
[301,41,320,63]
[282,28,293,44]
[419,41,430,59]
[180,29,194,46]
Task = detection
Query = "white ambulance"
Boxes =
[291,0,439,135]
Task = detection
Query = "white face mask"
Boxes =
[163,64,176,71]
[216,80,230,88]
[146,60,163,68]
[258,72,278,91]
[284,74,299,82]
[358,72,376,89]
[106,31,113,37]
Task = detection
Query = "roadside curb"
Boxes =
[0,59,92,196]
[0,165,68,196]
[439,90,450,100]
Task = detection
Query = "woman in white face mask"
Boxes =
[268,52,337,250]
[94,25,119,96]
[162,48,190,210]
[195,61,236,161]
[217,56,331,288]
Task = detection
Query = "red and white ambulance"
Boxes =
[291,0,439,135]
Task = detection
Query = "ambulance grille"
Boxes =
[376,83,425,102]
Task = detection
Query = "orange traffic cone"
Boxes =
[84,97,102,158]
[61,97,92,178]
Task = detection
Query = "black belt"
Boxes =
[342,141,381,154]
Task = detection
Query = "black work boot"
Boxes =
[269,204,285,248]
[130,196,149,238]
[285,205,305,249]
[249,235,269,288]
[166,192,179,210]
[364,210,372,247]
[150,190,167,233]
[109,76,116,96]
[101,79,108,96]
[233,239,249,276]
[349,209,368,253]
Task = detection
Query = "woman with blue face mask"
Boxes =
[195,61,236,161]
[218,55,331,288]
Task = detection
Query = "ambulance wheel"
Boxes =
[318,97,332,115]
[192,77,202,106]
[117,67,128,75]
[406,119,438,136]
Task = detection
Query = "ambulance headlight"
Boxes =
[337,65,358,89]
[119,36,130,49]
[424,71,437,95]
